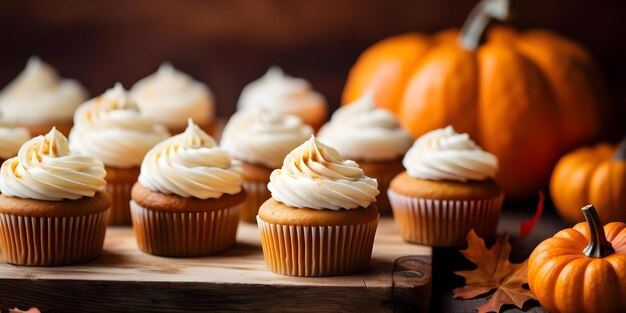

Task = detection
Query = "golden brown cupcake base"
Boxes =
[390,172,502,200]
[15,119,73,137]
[240,161,273,223]
[105,166,140,225]
[359,158,405,215]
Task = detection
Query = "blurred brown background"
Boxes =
[1,0,625,140]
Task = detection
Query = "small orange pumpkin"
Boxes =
[342,0,606,198]
[528,205,626,313]
[550,139,626,224]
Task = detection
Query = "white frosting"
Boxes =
[0,57,88,123]
[268,136,379,210]
[0,128,106,201]
[237,67,327,127]
[130,63,214,130]
[139,119,243,199]
[318,94,412,161]
[0,117,31,160]
[403,126,498,182]
[221,108,313,168]
[69,83,170,168]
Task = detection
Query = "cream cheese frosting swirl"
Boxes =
[318,94,412,161]
[0,128,106,201]
[237,66,327,126]
[138,119,243,199]
[403,126,498,182]
[0,117,31,160]
[0,57,88,123]
[221,108,313,168]
[130,63,214,130]
[69,83,170,169]
[268,136,379,210]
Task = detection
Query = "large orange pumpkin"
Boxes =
[528,205,626,313]
[342,0,606,197]
[550,139,626,224]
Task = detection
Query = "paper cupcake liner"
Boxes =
[106,181,134,225]
[370,172,397,216]
[240,180,272,223]
[0,210,110,266]
[257,216,379,277]
[130,201,241,257]
[388,190,503,247]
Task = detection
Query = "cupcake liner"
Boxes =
[388,190,503,247]
[240,180,272,223]
[106,180,134,225]
[257,216,379,277]
[130,201,241,256]
[0,210,110,266]
[370,171,397,216]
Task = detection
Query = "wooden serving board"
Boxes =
[0,218,431,313]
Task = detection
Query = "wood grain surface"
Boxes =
[0,218,432,312]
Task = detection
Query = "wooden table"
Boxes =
[0,218,432,313]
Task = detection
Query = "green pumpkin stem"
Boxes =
[459,0,510,50]
[614,137,626,160]
[582,205,615,258]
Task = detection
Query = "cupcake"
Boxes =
[318,94,412,214]
[130,119,245,256]
[0,117,31,165]
[257,136,380,276]
[69,83,170,225]
[237,66,327,130]
[388,126,503,247]
[220,108,313,222]
[0,57,88,136]
[0,128,110,266]
[130,63,215,135]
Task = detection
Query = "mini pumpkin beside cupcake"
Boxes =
[237,66,328,130]
[69,83,170,225]
[0,117,31,165]
[257,136,380,276]
[388,126,503,247]
[131,119,245,256]
[318,94,412,214]
[220,108,313,222]
[0,128,110,266]
[130,63,215,135]
[0,57,88,136]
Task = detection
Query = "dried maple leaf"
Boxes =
[453,230,536,313]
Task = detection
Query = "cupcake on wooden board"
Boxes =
[69,83,170,225]
[0,117,31,165]
[130,63,215,135]
[0,57,88,136]
[131,119,246,256]
[318,94,412,214]
[237,66,327,130]
[220,108,313,222]
[0,128,110,266]
[388,126,503,247]
[258,136,380,277]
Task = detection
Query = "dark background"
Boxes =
[1,0,625,141]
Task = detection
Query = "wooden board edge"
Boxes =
[392,255,432,313]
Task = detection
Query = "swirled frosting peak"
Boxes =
[403,126,498,182]
[318,94,412,161]
[130,63,214,130]
[0,128,106,201]
[268,136,379,210]
[69,83,170,168]
[221,108,313,168]
[0,117,31,159]
[0,57,88,123]
[138,119,243,199]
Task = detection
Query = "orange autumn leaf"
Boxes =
[453,230,536,313]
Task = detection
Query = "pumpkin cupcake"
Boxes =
[130,63,215,135]
[220,108,313,222]
[388,126,503,247]
[69,83,170,225]
[131,119,245,256]
[237,66,327,130]
[0,117,31,165]
[318,94,412,214]
[258,136,380,276]
[0,128,110,266]
[0,57,88,136]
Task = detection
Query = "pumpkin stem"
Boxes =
[614,137,626,160]
[582,205,615,258]
[459,0,510,50]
